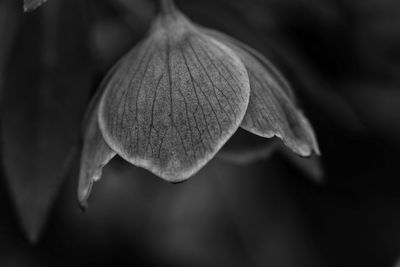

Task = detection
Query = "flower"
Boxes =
[78,0,320,207]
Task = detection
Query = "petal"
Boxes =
[77,64,121,209]
[203,29,320,157]
[202,28,296,101]
[78,102,116,209]
[98,16,250,182]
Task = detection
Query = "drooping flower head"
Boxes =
[78,0,319,207]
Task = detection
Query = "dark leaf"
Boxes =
[0,0,20,93]
[1,0,94,242]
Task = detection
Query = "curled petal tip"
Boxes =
[78,138,115,207]
[297,113,321,157]
[279,146,324,183]
[77,173,94,210]
[78,200,88,212]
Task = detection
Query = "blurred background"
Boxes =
[1,0,400,266]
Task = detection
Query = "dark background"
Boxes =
[1,0,400,266]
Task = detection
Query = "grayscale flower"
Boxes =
[78,0,320,207]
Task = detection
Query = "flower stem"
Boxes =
[159,0,177,14]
